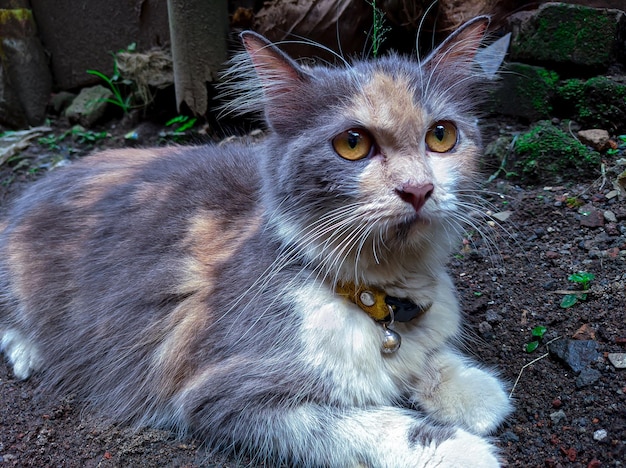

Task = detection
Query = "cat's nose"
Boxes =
[396,183,434,213]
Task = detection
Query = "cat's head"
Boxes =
[227,18,500,283]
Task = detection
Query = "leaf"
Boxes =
[532,326,547,338]
[560,294,578,308]
[525,341,539,353]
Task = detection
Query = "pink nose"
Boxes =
[396,183,434,213]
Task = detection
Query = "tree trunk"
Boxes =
[166,0,227,116]
[0,0,52,128]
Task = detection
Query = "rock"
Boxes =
[64,85,113,128]
[0,7,52,127]
[607,353,626,369]
[556,77,626,134]
[572,324,596,341]
[549,339,600,373]
[593,429,608,441]
[578,204,605,228]
[478,321,494,339]
[50,91,76,114]
[603,210,617,223]
[575,368,601,388]
[512,121,600,184]
[577,129,610,151]
[490,63,558,121]
[485,310,503,324]
[550,409,567,424]
[492,210,513,222]
[508,3,626,72]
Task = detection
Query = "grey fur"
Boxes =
[0,19,512,467]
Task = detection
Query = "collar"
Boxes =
[336,282,432,324]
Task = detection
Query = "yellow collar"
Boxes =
[336,282,431,323]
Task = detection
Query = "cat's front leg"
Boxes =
[187,401,501,467]
[410,347,513,435]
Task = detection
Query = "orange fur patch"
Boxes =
[154,210,263,397]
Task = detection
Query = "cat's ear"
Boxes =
[240,31,308,103]
[423,16,490,71]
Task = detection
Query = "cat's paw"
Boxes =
[0,329,41,380]
[429,427,501,468]
[417,364,512,435]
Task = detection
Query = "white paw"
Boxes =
[430,428,501,467]
[419,365,513,435]
[1,329,41,380]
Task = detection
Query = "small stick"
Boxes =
[509,353,549,399]
[509,336,562,399]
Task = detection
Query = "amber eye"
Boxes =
[332,129,374,161]
[425,121,458,153]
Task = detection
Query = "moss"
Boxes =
[0,8,33,23]
[510,3,619,69]
[555,77,626,132]
[527,68,559,115]
[491,63,558,120]
[513,120,600,183]
[0,8,36,41]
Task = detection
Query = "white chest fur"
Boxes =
[289,279,460,408]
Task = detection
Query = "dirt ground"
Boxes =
[0,111,624,467]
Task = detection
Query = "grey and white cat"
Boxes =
[0,17,512,467]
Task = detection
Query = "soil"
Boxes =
[0,110,624,468]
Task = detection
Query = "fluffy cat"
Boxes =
[0,16,512,467]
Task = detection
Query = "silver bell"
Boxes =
[381,326,401,353]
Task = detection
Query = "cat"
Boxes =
[0,16,513,467]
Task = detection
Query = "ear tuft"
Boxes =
[424,16,490,70]
[240,31,306,100]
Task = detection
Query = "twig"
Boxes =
[551,289,590,295]
[509,336,562,399]
[509,353,549,399]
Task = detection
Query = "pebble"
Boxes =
[572,324,596,341]
[549,340,600,373]
[578,129,610,151]
[579,206,605,228]
[608,353,626,369]
[575,368,601,388]
[485,310,503,324]
[593,429,608,441]
[478,321,494,339]
[603,210,617,223]
[550,409,567,424]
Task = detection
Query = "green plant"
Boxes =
[368,0,390,58]
[159,115,198,142]
[607,135,626,156]
[560,271,594,308]
[525,325,547,353]
[568,271,595,290]
[86,43,137,113]
[38,127,109,149]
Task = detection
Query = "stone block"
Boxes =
[555,76,626,133]
[64,85,113,128]
[508,2,626,73]
[29,0,170,90]
[511,120,601,183]
[491,62,559,121]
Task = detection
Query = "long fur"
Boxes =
[0,18,512,467]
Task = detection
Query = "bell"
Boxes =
[381,326,401,353]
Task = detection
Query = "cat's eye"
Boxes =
[425,121,458,153]
[332,129,374,161]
